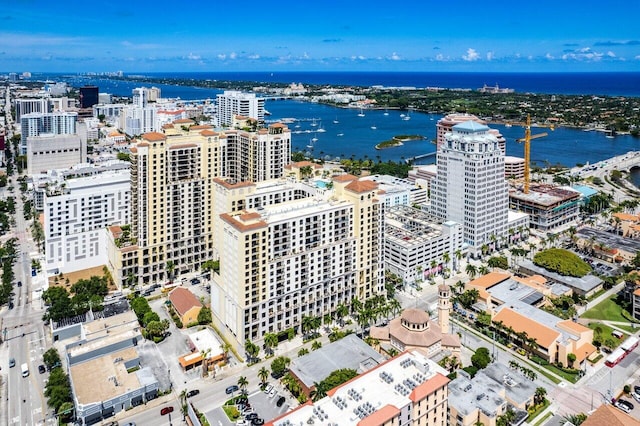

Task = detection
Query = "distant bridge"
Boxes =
[405,152,436,164]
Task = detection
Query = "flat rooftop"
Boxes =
[577,227,640,254]
[449,371,505,418]
[509,183,580,207]
[385,205,448,246]
[272,350,449,426]
[70,347,141,405]
[289,334,385,388]
[188,328,223,358]
[517,259,603,293]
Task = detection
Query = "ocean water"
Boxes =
[46,72,640,167]
[47,71,640,97]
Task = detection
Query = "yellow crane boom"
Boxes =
[516,115,548,194]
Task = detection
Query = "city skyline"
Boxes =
[2,0,640,73]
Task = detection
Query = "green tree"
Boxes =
[298,347,309,357]
[534,387,547,405]
[43,348,61,371]
[567,353,577,368]
[466,263,477,279]
[487,256,509,270]
[143,310,160,326]
[166,260,176,283]
[471,347,491,370]
[238,375,249,393]
[270,356,291,378]
[258,367,269,386]
[311,340,322,350]
[197,307,212,324]
[562,413,587,426]
[264,332,279,355]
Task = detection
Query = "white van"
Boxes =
[21,363,29,377]
[612,330,624,339]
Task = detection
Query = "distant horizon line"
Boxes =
[6,70,640,75]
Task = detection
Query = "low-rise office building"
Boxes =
[508,183,580,232]
[267,350,450,426]
[26,133,86,174]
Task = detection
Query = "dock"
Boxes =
[405,152,436,164]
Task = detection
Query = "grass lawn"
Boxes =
[582,297,635,326]
[543,364,580,383]
[587,322,628,348]
[533,411,554,426]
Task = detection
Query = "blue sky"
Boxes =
[2,0,640,73]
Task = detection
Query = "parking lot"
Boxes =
[204,385,292,426]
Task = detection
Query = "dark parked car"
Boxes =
[190,278,200,285]
[38,365,46,374]
[160,406,174,416]
[186,389,200,398]
[9,358,15,368]
[245,413,258,421]
[614,399,634,413]
[276,396,286,407]
[226,385,239,394]
[252,419,264,426]
[635,385,640,395]
[17,281,22,287]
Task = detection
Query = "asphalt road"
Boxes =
[2,165,52,424]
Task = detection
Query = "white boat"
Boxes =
[333,116,339,124]
[317,123,326,133]
[371,125,377,130]
[505,123,512,128]
[383,109,389,116]
[295,124,301,128]
[357,108,365,117]
[402,114,411,121]
[310,118,318,127]
[311,137,318,142]
[337,133,344,136]
[400,113,405,118]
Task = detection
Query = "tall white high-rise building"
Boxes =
[216,91,265,126]
[43,168,130,274]
[14,98,50,120]
[430,121,509,256]
[20,111,78,154]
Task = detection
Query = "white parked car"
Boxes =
[632,391,640,403]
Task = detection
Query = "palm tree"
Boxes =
[466,263,477,279]
[388,298,402,319]
[478,265,489,276]
[311,340,322,350]
[534,387,547,405]
[443,252,451,273]
[237,376,249,393]
[166,260,176,284]
[335,303,349,326]
[222,343,231,363]
[179,389,188,420]
[264,333,278,355]
[258,367,269,387]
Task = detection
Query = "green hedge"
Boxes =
[533,248,591,277]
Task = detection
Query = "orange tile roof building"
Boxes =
[168,287,202,326]
[266,350,449,426]
[370,286,460,360]
[582,403,640,426]
[467,272,595,367]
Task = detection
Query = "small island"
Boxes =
[375,134,425,150]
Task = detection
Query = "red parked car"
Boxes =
[160,406,174,416]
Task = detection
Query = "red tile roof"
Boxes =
[345,180,379,193]
[357,404,400,426]
[142,132,166,142]
[168,287,202,316]
[409,372,449,402]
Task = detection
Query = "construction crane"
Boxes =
[516,114,550,194]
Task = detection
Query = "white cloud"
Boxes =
[217,54,226,60]
[247,54,260,60]
[389,52,401,60]
[462,48,480,61]
[606,51,616,57]
[229,52,237,59]
[187,52,200,60]
[545,53,554,60]
[350,55,366,61]
[578,47,591,53]
[486,51,494,61]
